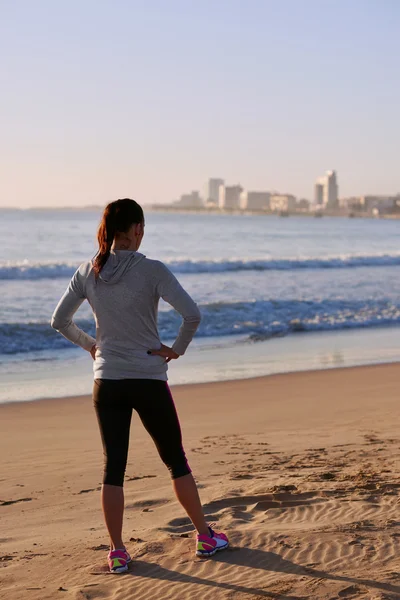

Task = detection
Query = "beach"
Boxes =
[1,364,399,600]
[3,1,400,597]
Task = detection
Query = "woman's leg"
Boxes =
[93,379,133,550]
[172,473,209,536]
[134,381,209,536]
[102,485,125,550]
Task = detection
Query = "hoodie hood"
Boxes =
[97,250,146,284]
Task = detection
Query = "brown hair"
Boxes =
[93,198,144,278]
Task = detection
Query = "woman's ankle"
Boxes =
[110,542,125,551]
[197,524,210,537]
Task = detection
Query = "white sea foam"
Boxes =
[3,253,400,280]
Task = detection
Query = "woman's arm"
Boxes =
[156,262,201,356]
[51,266,96,352]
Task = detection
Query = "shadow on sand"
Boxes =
[121,546,400,599]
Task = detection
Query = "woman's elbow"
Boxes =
[51,314,63,331]
[184,311,201,326]
[191,307,202,325]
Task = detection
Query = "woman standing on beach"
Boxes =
[51,198,228,573]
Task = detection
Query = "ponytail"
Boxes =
[93,199,144,279]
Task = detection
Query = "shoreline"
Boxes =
[147,206,400,219]
[2,325,400,405]
[0,359,399,410]
[3,206,400,219]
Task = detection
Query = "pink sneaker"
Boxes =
[196,526,229,557]
[107,547,131,573]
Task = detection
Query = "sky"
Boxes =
[0,0,399,208]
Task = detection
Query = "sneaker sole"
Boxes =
[110,565,129,574]
[196,542,229,558]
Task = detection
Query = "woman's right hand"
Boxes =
[90,344,97,360]
[147,344,179,363]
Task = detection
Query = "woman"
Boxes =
[51,198,228,573]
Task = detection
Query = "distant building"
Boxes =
[339,195,400,214]
[174,191,203,209]
[242,191,271,211]
[314,183,324,205]
[315,170,339,209]
[270,194,297,212]
[218,184,225,208]
[339,196,360,210]
[219,184,243,210]
[360,195,397,212]
[206,178,224,206]
[297,198,310,211]
[325,171,338,208]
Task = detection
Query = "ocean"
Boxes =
[2,208,400,403]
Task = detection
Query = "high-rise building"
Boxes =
[219,185,243,210]
[314,170,339,209]
[243,191,271,210]
[314,182,324,205]
[206,178,224,206]
[325,171,338,208]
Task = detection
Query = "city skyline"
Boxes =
[3,168,398,213]
[171,173,400,215]
[1,1,399,208]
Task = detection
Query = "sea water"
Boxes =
[1,208,400,403]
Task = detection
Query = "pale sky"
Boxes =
[1,0,399,208]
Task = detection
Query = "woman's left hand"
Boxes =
[90,344,97,360]
[147,344,179,363]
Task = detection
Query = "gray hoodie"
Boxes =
[51,250,201,381]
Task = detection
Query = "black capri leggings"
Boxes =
[93,378,191,487]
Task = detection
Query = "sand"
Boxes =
[0,364,399,599]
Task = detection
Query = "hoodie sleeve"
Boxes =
[155,262,201,356]
[51,263,96,352]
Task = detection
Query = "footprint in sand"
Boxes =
[204,491,327,514]
[162,514,220,534]
[76,487,101,495]
[337,584,365,597]
[21,552,48,560]
[230,473,255,480]
[125,474,157,481]
[0,497,33,506]
[126,498,170,510]
[364,433,383,445]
